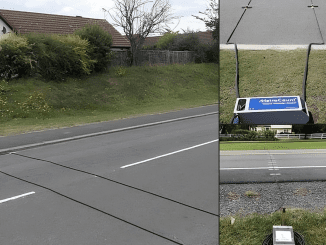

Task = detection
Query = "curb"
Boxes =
[0,111,218,155]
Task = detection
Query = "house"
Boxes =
[0,9,130,51]
[251,125,293,134]
[137,30,216,48]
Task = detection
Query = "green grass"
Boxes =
[0,63,218,136]
[220,139,326,151]
[220,49,326,124]
[220,208,326,245]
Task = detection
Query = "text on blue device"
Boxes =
[248,97,299,110]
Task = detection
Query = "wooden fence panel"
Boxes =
[110,50,195,67]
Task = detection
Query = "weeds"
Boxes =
[0,63,218,135]
[220,208,326,245]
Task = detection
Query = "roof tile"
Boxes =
[0,9,130,48]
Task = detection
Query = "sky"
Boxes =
[0,0,213,36]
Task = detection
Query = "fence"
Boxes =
[275,133,326,139]
[220,133,326,139]
[220,134,265,138]
[110,50,195,67]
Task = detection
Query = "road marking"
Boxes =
[0,110,218,155]
[270,173,281,176]
[221,166,326,170]
[0,192,35,204]
[121,139,219,168]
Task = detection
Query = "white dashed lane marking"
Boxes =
[0,192,35,204]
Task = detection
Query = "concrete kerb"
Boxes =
[0,111,218,155]
[220,44,326,50]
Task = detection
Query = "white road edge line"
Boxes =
[121,139,219,169]
[0,111,218,155]
[0,192,35,204]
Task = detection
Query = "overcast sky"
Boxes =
[1,0,213,36]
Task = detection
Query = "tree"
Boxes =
[192,0,219,63]
[103,0,180,66]
[192,0,219,41]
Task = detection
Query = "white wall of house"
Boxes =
[253,125,292,134]
[0,19,12,38]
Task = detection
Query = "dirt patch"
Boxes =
[227,191,240,200]
[294,187,311,196]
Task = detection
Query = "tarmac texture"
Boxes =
[220,0,326,45]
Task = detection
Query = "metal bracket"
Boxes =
[242,6,252,9]
[307,5,318,8]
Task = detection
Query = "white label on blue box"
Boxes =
[248,97,299,110]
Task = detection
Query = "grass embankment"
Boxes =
[220,49,326,124]
[220,139,326,151]
[0,63,218,136]
[220,208,326,245]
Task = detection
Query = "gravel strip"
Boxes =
[220,181,326,217]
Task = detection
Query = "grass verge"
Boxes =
[0,63,218,136]
[220,208,326,245]
[220,139,326,151]
[220,49,326,124]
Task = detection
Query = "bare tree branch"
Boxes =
[103,0,181,65]
[192,0,219,39]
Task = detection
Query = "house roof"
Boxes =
[143,35,161,47]
[0,9,130,48]
[196,31,215,44]
[141,31,215,47]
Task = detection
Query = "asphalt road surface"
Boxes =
[0,112,219,245]
[1,107,326,244]
[221,149,326,183]
[220,0,326,44]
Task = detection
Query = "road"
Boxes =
[221,149,326,183]
[0,111,219,245]
[1,105,326,244]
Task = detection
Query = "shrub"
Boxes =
[245,130,259,141]
[26,33,94,80]
[74,23,113,72]
[206,41,219,63]
[0,33,35,79]
[156,31,179,50]
[262,129,277,141]
[170,31,200,52]
[232,129,250,135]
[193,43,211,63]
[156,30,218,64]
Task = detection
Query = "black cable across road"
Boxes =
[267,152,285,213]
[0,169,183,245]
[302,0,325,102]
[226,0,252,44]
[11,152,218,217]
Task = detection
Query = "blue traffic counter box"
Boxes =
[233,96,310,124]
